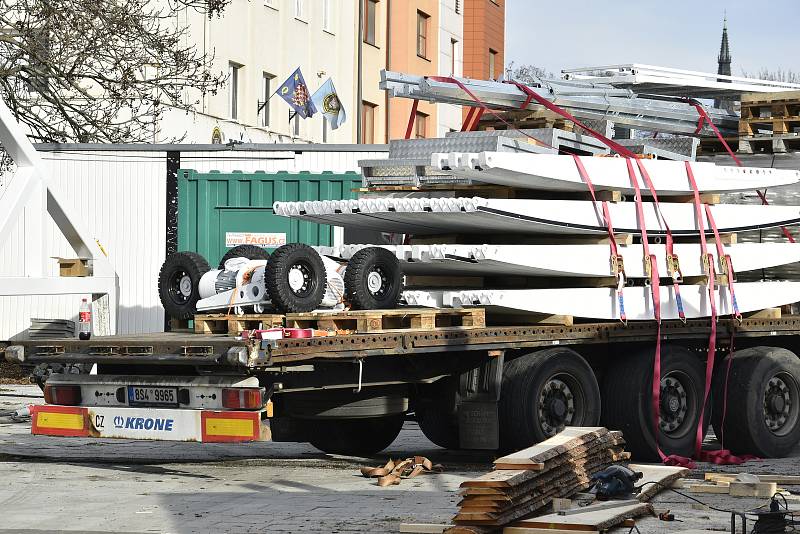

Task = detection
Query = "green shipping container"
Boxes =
[178,169,361,266]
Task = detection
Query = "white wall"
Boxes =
[0,145,388,340]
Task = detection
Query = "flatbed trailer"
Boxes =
[7,313,800,459]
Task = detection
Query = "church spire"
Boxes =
[717,13,731,77]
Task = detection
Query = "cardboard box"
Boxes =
[53,258,90,277]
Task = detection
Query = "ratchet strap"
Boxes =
[573,155,627,323]
[634,159,686,322]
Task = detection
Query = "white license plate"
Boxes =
[127,386,179,407]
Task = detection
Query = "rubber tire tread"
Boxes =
[344,247,403,310]
[307,415,405,456]
[499,348,601,452]
[601,344,706,461]
[218,244,270,269]
[711,346,800,458]
[157,251,211,320]
[416,376,460,449]
[265,243,327,313]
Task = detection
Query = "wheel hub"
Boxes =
[367,270,384,294]
[287,265,308,293]
[538,378,575,437]
[659,376,689,433]
[178,275,192,297]
[764,376,793,432]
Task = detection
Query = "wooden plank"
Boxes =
[744,307,782,320]
[729,481,778,497]
[705,473,800,485]
[688,484,730,494]
[511,502,652,531]
[400,524,454,534]
[630,464,691,502]
[493,427,609,470]
[504,528,599,534]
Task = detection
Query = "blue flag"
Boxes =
[278,68,316,119]
[311,78,346,130]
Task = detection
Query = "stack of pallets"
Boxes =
[739,91,800,154]
[448,428,628,532]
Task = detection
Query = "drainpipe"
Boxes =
[384,0,391,143]
[356,0,364,143]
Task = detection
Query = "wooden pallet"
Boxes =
[286,307,486,332]
[194,313,284,334]
[739,133,800,154]
[740,90,800,136]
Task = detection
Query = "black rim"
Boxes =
[286,260,318,298]
[537,372,586,437]
[764,371,799,437]
[168,269,193,305]
[366,265,391,298]
[659,370,697,439]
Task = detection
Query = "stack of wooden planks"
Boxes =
[446,428,629,532]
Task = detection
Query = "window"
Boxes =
[416,11,429,58]
[261,72,274,127]
[322,0,333,32]
[294,0,305,20]
[450,38,458,76]
[364,0,377,45]
[228,62,241,120]
[489,49,497,79]
[361,101,376,143]
[414,112,427,139]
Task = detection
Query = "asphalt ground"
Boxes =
[1,383,800,534]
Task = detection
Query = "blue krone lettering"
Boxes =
[154,419,165,431]
[144,419,154,430]
[165,419,174,431]
[134,418,144,430]
[125,417,136,429]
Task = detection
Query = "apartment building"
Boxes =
[157,0,504,144]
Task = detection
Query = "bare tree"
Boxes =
[507,62,556,85]
[0,0,231,143]
[741,68,800,84]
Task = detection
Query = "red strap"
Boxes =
[505,80,640,158]
[573,156,626,323]
[704,204,741,321]
[426,76,555,149]
[687,98,796,243]
[461,107,478,132]
[635,159,685,322]
[405,99,420,140]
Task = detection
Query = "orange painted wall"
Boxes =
[463,0,505,120]
[386,0,439,140]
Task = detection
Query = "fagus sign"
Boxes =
[225,232,286,248]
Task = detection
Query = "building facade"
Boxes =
[157,0,504,145]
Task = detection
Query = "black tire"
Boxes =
[218,244,270,269]
[499,348,601,452]
[416,376,460,449]
[307,415,405,456]
[602,344,706,461]
[157,251,211,320]
[344,247,403,310]
[265,244,327,313]
[711,346,800,458]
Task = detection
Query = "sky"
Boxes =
[505,0,800,78]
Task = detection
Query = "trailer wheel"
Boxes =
[499,348,601,451]
[344,247,403,310]
[416,376,460,449]
[157,251,211,320]
[307,415,405,456]
[218,244,270,269]
[265,244,327,313]
[602,344,705,461]
[711,346,800,458]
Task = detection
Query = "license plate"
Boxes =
[127,386,179,407]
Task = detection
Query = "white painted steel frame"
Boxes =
[0,100,118,333]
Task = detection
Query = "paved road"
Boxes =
[1,384,800,533]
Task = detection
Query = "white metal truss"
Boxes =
[0,100,118,334]
[561,64,800,99]
[402,282,800,321]
[380,70,739,137]
[430,152,800,195]
[274,196,800,236]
